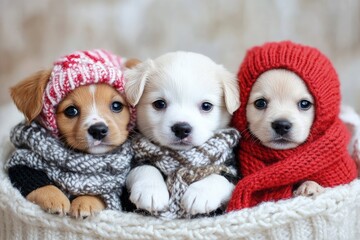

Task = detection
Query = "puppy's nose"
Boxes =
[171,123,192,139]
[88,123,108,140]
[272,120,292,136]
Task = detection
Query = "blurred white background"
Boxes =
[1,0,359,110]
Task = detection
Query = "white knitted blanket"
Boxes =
[1,103,360,240]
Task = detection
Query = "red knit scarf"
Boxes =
[227,41,358,212]
[227,119,357,211]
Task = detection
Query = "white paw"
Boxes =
[181,174,234,215]
[126,165,169,213]
[294,181,325,197]
[130,182,169,213]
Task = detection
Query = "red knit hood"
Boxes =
[227,41,357,211]
[233,40,340,145]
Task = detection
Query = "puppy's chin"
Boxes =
[166,140,195,151]
[87,145,115,154]
[262,139,301,150]
[153,131,213,151]
[155,136,196,151]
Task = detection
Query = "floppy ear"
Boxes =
[124,59,154,106]
[218,66,240,114]
[124,58,141,69]
[10,69,52,123]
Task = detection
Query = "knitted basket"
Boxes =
[1,103,359,240]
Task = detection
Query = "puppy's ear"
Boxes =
[124,58,141,69]
[10,69,52,122]
[218,66,240,115]
[124,59,154,106]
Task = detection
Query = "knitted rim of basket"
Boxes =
[1,105,360,239]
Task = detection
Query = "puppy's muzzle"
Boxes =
[171,122,192,139]
[271,120,292,136]
[88,123,108,140]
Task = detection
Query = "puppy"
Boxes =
[7,50,136,218]
[227,41,357,212]
[246,69,324,196]
[56,83,130,154]
[125,52,240,218]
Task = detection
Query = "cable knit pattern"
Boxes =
[5,122,133,210]
[227,41,358,211]
[1,104,360,239]
[132,128,240,219]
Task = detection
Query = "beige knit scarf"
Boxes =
[132,128,240,219]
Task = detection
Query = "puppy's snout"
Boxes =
[171,123,192,139]
[88,123,108,140]
[271,120,292,136]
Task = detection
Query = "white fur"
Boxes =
[246,69,315,150]
[181,174,234,215]
[84,85,109,154]
[126,165,169,212]
[125,52,240,215]
[125,52,239,150]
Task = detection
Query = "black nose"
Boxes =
[171,122,192,139]
[271,120,292,136]
[88,123,108,140]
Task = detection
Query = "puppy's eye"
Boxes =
[201,102,213,112]
[254,99,267,110]
[152,99,167,110]
[298,100,312,110]
[111,101,123,113]
[64,106,79,118]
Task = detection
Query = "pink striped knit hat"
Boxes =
[41,49,136,136]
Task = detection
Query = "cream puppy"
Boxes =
[247,69,315,150]
[246,69,324,196]
[125,52,240,215]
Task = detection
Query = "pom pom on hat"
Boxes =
[41,49,136,136]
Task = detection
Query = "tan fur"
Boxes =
[70,195,106,219]
[56,84,130,153]
[26,185,70,215]
[293,181,325,197]
[125,58,141,69]
[246,69,315,150]
[247,69,324,197]
[10,69,52,122]
[12,71,131,217]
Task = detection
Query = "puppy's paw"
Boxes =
[127,165,169,213]
[294,181,325,197]
[181,174,234,215]
[130,182,169,213]
[70,195,106,219]
[26,185,70,215]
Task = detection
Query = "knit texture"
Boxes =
[227,41,358,211]
[41,49,136,136]
[5,122,133,210]
[132,128,240,219]
[1,103,360,239]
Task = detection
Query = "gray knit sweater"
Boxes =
[5,122,133,210]
[132,128,241,219]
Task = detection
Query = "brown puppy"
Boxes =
[9,52,136,218]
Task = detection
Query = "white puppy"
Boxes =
[246,69,324,196]
[125,52,240,215]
